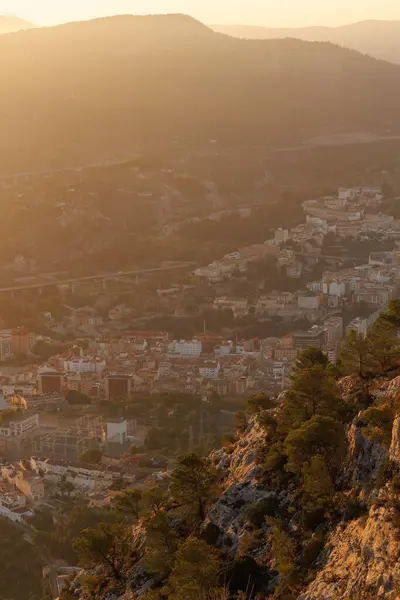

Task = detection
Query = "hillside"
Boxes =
[59,303,400,599]
[212,20,400,64]
[2,14,400,174]
[0,14,33,34]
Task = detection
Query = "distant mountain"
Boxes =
[212,20,400,64]
[2,14,400,173]
[0,15,34,34]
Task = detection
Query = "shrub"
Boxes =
[376,459,394,488]
[245,497,277,528]
[343,499,367,522]
[201,523,221,547]
[298,534,325,568]
[361,404,393,445]
[263,445,285,473]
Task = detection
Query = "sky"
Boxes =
[2,0,400,28]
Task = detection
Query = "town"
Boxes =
[0,185,396,538]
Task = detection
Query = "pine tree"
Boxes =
[339,330,378,379]
[368,315,400,374]
[171,453,217,526]
[292,347,330,376]
[144,512,179,578]
[141,485,166,518]
[284,415,346,476]
[114,489,142,520]
[279,365,339,431]
[301,455,334,512]
[166,537,220,600]
[73,523,131,583]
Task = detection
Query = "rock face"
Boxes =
[342,417,388,488]
[67,374,400,600]
[208,419,274,553]
[390,416,400,467]
[298,506,400,600]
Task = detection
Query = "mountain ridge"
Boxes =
[211,19,400,63]
[1,14,400,174]
[0,14,34,34]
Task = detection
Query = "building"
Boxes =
[274,228,290,244]
[12,327,33,356]
[0,334,12,362]
[63,357,106,374]
[273,346,299,361]
[38,372,66,394]
[213,297,248,318]
[0,413,39,438]
[199,361,221,380]
[167,340,202,357]
[324,317,344,344]
[369,251,393,267]
[297,293,321,310]
[14,472,44,502]
[293,326,327,349]
[105,374,133,401]
[354,282,395,307]
[0,413,39,454]
[104,419,128,444]
[123,331,169,343]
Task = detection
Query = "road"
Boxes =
[0,262,195,294]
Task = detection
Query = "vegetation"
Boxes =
[79,448,102,465]
[0,517,43,600]
[55,305,400,600]
[171,453,218,526]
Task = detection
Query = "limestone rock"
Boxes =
[298,506,400,599]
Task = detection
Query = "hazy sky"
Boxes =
[2,0,400,27]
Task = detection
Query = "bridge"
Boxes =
[0,262,195,294]
[294,252,367,262]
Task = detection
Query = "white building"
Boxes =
[63,357,106,373]
[338,187,356,201]
[167,340,202,357]
[105,420,128,444]
[274,228,290,244]
[199,361,221,380]
[0,413,39,438]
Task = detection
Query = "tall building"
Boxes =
[292,326,327,349]
[0,334,12,362]
[324,317,344,344]
[12,327,33,356]
[38,372,66,394]
[105,375,133,401]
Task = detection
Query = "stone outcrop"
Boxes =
[341,416,388,488]
[298,505,400,600]
[67,374,400,600]
[208,419,274,553]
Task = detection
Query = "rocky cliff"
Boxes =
[65,373,400,600]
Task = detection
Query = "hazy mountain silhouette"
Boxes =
[2,14,400,173]
[212,20,400,64]
[0,15,34,34]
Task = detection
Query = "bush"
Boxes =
[263,445,285,473]
[361,404,393,445]
[301,506,326,530]
[298,534,325,568]
[225,556,265,596]
[200,523,221,547]
[247,394,273,414]
[245,497,277,528]
[343,499,367,522]
[376,459,394,488]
